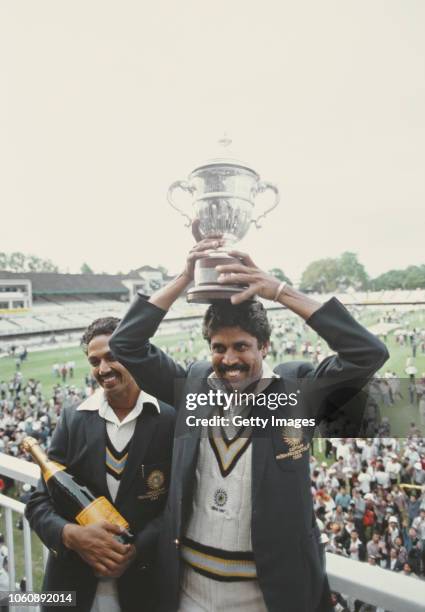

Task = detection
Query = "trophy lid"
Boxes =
[191,135,259,177]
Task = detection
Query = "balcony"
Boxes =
[0,452,424,611]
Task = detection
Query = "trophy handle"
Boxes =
[252,181,280,228]
[167,180,195,227]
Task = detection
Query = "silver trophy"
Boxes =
[167,139,280,303]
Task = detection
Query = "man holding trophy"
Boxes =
[110,152,389,611]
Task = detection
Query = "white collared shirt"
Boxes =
[78,388,160,502]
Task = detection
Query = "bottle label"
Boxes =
[44,461,66,482]
[75,496,129,529]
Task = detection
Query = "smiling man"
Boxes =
[110,239,389,612]
[25,317,175,612]
[205,305,270,383]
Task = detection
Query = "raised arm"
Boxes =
[216,249,323,319]
[149,236,225,311]
[216,251,389,430]
[216,250,388,377]
[110,237,224,404]
[306,297,389,381]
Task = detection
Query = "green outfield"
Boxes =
[0,309,424,394]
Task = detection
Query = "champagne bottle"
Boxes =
[22,436,134,544]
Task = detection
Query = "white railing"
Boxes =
[0,453,40,487]
[0,494,36,591]
[0,453,424,611]
[326,552,425,611]
[0,455,46,611]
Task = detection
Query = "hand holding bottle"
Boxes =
[62,520,136,577]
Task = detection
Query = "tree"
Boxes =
[27,255,42,272]
[370,265,425,290]
[81,262,94,274]
[0,252,7,270]
[42,259,59,273]
[0,252,59,272]
[338,252,369,290]
[404,265,425,289]
[299,258,339,292]
[9,252,26,272]
[268,268,292,285]
[299,252,368,293]
[157,265,168,277]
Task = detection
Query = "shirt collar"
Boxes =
[77,388,160,425]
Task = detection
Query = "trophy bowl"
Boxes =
[190,162,259,244]
[168,154,279,303]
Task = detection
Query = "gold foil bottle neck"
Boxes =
[22,436,66,481]
[21,436,38,453]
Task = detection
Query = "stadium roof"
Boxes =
[0,271,142,295]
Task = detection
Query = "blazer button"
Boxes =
[174,538,180,548]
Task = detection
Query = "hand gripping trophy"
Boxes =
[167,138,280,303]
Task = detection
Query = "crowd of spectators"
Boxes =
[0,371,96,464]
[311,437,425,610]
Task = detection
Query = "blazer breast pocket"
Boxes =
[273,428,310,472]
[275,451,310,472]
[137,461,171,503]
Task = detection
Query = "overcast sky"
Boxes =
[1,1,424,282]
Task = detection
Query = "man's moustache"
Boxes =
[217,365,249,374]
[99,370,119,380]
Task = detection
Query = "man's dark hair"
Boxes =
[202,300,271,347]
[81,317,121,354]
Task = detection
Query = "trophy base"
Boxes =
[187,284,245,304]
[187,253,246,304]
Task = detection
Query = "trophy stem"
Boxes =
[187,254,246,304]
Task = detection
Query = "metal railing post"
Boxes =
[22,517,33,592]
[4,507,16,590]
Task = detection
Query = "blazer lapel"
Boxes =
[182,433,200,483]
[114,408,158,507]
[252,426,269,503]
[251,379,285,503]
[84,413,109,500]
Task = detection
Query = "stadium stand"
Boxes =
[0,270,155,339]
[1,269,425,341]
